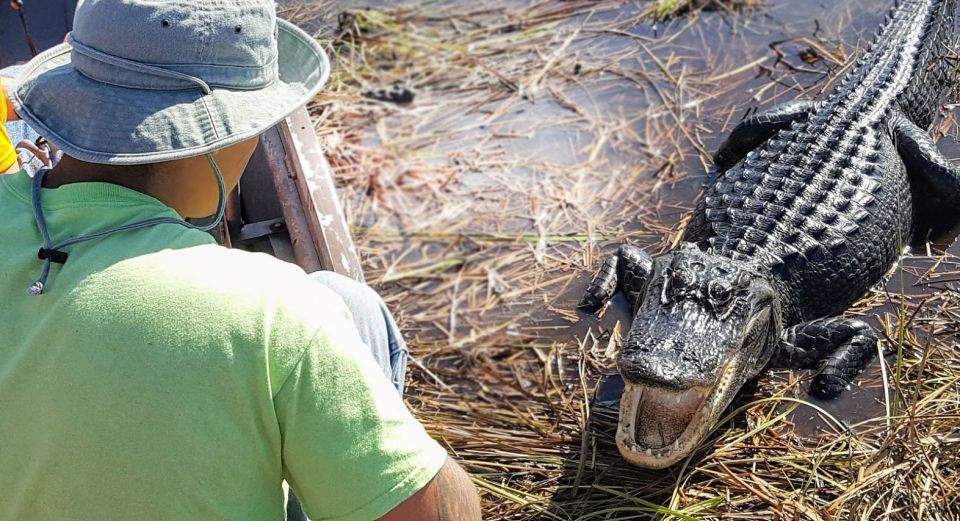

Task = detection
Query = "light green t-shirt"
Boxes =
[0,171,447,520]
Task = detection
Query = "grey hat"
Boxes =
[9,0,329,165]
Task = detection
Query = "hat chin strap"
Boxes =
[26,154,227,296]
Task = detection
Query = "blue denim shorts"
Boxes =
[308,271,409,395]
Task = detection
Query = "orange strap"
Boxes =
[2,79,17,121]
[0,79,18,172]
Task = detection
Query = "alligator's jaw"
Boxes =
[615,384,708,468]
[616,363,736,469]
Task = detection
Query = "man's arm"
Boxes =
[380,457,482,521]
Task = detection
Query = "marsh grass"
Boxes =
[645,0,765,20]
[283,1,960,518]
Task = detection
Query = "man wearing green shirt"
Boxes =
[0,0,482,519]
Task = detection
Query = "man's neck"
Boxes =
[41,138,256,218]
[45,156,152,193]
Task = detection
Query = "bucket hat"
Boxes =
[13,0,329,297]
[9,0,330,165]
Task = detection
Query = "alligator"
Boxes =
[579,0,960,469]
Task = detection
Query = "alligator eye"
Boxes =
[670,269,695,295]
[708,279,733,308]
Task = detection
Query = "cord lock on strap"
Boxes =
[38,248,69,265]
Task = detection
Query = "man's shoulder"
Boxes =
[120,244,308,288]
[79,244,352,339]
[71,245,357,388]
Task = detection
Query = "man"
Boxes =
[0,0,482,519]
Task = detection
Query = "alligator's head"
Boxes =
[616,244,782,468]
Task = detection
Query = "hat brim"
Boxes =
[9,19,329,165]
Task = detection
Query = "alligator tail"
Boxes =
[896,0,959,129]
[814,0,956,131]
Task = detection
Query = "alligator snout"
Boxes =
[619,334,726,389]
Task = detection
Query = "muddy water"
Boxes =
[302,0,958,432]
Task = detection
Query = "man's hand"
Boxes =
[380,457,482,520]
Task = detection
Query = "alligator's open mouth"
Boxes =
[615,363,734,468]
[615,384,709,468]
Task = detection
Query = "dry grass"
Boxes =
[645,0,765,20]
[283,1,960,519]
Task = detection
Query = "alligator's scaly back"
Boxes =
[814,0,955,127]
[702,0,958,322]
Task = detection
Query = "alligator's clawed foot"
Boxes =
[578,244,653,313]
[579,255,619,312]
[775,318,879,399]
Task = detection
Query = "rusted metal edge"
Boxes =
[278,107,365,283]
[260,108,365,282]
[261,125,323,274]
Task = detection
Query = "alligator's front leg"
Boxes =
[773,318,879,399]
[894,117,960,233]
[579,244,652,314]
[715,100,819,172]
[581,245,653,411]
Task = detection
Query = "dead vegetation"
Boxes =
[283,0,960,519]
[644,0,765,20]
